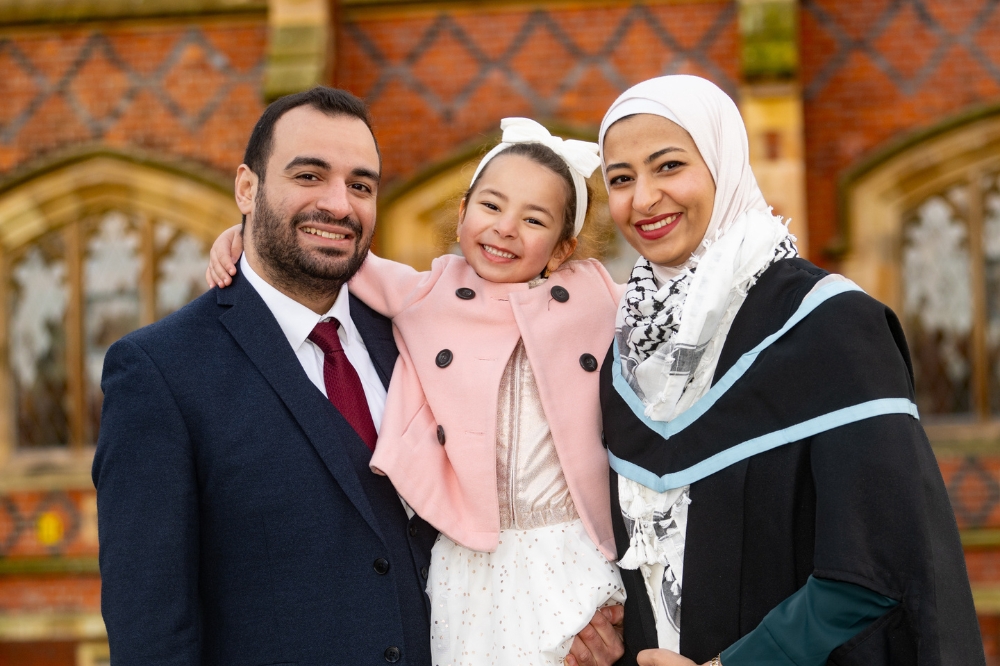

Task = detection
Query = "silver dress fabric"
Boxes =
[496,340,579,531]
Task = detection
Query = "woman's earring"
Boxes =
[455,235,460,243]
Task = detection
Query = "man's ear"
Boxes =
[235,165,257,217]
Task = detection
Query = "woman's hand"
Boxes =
[205,223,244,288]
[636,649,706,666]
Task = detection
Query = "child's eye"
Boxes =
[481,201,500,212]
[525,217,544,226]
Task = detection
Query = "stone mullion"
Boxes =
[0,248,13,468]
[969,173,990,421]
[138,213,157,328]
[63,222,86,451]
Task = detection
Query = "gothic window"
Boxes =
[901,172,1000,419]
[9,211,209,450]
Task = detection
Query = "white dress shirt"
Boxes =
[240,255,387,431]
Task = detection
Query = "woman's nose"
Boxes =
[632,175,661,213]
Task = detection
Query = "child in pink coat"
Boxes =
[208,118,625,666]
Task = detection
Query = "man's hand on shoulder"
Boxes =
[565,604,625,666]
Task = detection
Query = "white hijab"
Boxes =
[600,76,797,422]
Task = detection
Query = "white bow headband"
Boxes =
[471,118,601,237]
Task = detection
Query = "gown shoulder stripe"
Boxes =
[609,397,919,491]
[611,279,865,439]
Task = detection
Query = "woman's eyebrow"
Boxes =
[645,147,684,164]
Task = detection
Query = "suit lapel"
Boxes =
[217,274,384,541]
[349,293,398,390]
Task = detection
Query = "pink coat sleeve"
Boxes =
[583,258,627,304]
[348,253,435,318]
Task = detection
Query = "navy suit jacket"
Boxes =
[93,270,437,666]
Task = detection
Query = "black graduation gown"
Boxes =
[601,258,984,665]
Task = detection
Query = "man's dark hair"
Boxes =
[242,86,380,182]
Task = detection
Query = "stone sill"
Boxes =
[0,0,266,25]
[0,448,95,493]
[0,611,105,641]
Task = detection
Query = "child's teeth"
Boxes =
[485,245,515,259]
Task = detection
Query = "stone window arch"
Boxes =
[841,106,1000,432]
[0,151,238,478]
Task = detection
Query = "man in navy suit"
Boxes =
[93,87,624,665]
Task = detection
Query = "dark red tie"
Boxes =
[308,319,378,452]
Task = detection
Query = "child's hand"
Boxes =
[205,223,243,288]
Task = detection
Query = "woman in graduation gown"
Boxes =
[597,75,984,666]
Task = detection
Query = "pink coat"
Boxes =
[350,253,624,560]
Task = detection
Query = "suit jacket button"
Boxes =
[436,349,453,368]
[550,285,569,302]
[373,558,390,575]
[580,353,598,372]
[384,646,401,663]
[456,287,476,300]
[421,565,429,579]
[409,523,419,537]
[437,425,446,445]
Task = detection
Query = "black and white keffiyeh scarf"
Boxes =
[615,209,798,422]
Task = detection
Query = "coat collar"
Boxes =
[216,271,385,542]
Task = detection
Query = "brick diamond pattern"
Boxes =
[800,0,1000,264]
[337,3,739,183]
[939,455,1000,530]
[803,0,1000,100]
[0,489,97,558]
[0,21,267,176]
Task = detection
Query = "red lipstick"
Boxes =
[634,212,681,241]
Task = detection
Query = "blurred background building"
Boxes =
[0,0,998,663]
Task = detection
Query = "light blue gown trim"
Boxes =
[612,280,864,439]
[608,398,919,491]
[609,280,920,490]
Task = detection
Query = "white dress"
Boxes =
[427,341,625,666]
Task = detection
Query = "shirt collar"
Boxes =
[240,254,355,352]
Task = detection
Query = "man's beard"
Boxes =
[250,189,372,301]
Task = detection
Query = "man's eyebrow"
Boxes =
[284,156,330,171]
[352,167,380,184]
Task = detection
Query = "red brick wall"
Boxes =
[800,0,1000,266]
[0,15,267,179]
[0,642,77,666]
[334,1,740,187]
